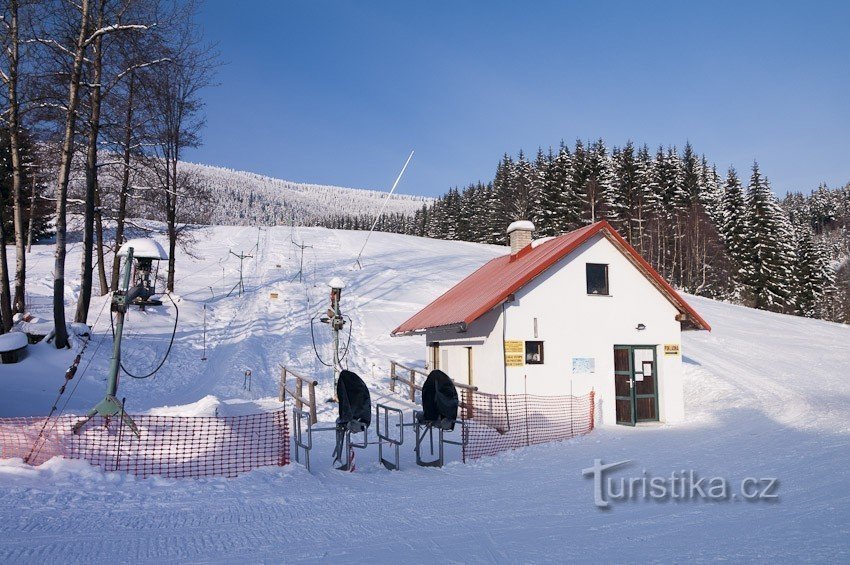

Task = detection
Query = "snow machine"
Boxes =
[414,370,464,468]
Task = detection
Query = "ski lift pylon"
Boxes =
[117,238,169,309]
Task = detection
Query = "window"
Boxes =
[525,341,544,364]
[586,263,609,295]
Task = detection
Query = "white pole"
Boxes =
[354,150,415,268]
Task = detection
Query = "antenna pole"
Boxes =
[354,150,414,269]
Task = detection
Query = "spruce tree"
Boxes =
[608,141,639,243]
[512,150,535,221]
[740,163,796,311]
[492,154,515,235]
[720,167,747,277]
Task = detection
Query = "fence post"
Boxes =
[279,367,286,402]
[296,377,303,412]
[308,381,317,424]
[465,389,474,420]
[409,369,416,402]
[589,389,595,432]
[390,362,396,393]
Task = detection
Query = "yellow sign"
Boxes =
[664,343,680,356]
[504,340,525,366]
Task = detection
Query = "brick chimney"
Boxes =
[507,220,535,255]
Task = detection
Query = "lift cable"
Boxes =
[309,311,353,368]
[110,292,179,379]
[26,295,113,463]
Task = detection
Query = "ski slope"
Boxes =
[1,226,849,562]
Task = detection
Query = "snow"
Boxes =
[531,236,555,248]
[328,276,346,290]
[1,224,849,562]
[120,162,433,226]
[506,220,535,233]
[0,332,28,352]
[117,238,168,260]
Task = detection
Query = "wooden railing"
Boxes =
[389,360,478,419]
[279,366,318,424]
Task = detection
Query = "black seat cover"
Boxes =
[337,369,371,428]
[421,370,459,426]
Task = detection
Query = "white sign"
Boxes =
[572,357,595,374]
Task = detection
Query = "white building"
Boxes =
[392,220,710,426]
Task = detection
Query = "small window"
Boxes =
[525,341,544,364]
[586,263,609,295]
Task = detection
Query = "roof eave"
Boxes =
[391,321,468,337]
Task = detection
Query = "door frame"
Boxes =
[428,342,440,371]
[613,345,660,425]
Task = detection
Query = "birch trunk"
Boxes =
[111,73,134,291]
[26,174,35,253]
[95,180,109,295]
[52,0,90,348]
[7,0,26,314]
[0,202,13,332]
[74,0,104,324]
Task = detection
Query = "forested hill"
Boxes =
[323,140,850,324]
[178,162,432,225]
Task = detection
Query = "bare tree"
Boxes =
[1,0,28,316]
[75,0,162,323]
[39,0,151,347]
[141,6,215,292]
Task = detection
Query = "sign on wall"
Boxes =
[664,344,681,356]
[504,340,525,366]
[572,357,595,374]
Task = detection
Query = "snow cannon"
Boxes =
[117,238,169,309]
[332,369,371,471]
[414,370,464,468]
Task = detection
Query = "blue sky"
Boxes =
[187,0,850,197]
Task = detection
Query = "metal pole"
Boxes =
[73,248,140,436]
[331,288,341,391]
[354,150,414,269]
[201,304,207,360]
[106,247,133,398]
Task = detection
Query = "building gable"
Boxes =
[391,221,710,335]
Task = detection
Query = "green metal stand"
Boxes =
[73,248,140,437]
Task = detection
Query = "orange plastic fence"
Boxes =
[461,390,595,461]
[0,410,290,478]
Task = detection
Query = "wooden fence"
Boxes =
[389,361,478,419]
[279,366,318,424]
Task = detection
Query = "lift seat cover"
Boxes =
[337,370,371,428]
[422,370,459,425]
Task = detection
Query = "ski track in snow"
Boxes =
[1,226,849,563]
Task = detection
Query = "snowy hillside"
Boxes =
[176,162,431,225]
[1,226,849,562]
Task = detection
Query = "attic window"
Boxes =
[586,263,609,295]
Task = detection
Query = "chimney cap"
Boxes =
[506,220,535,234]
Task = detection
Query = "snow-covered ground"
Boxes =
[1,225,849,562]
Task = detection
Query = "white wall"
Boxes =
[424,233,686,425]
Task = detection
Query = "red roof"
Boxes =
[391,221,710,335]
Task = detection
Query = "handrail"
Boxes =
[389,360,478,418]
[279,366,318,424]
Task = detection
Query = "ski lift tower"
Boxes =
[72,239,168,436]
[320,277,346,395]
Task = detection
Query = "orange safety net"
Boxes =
[461,390,595,461]
[0,410,290,478]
